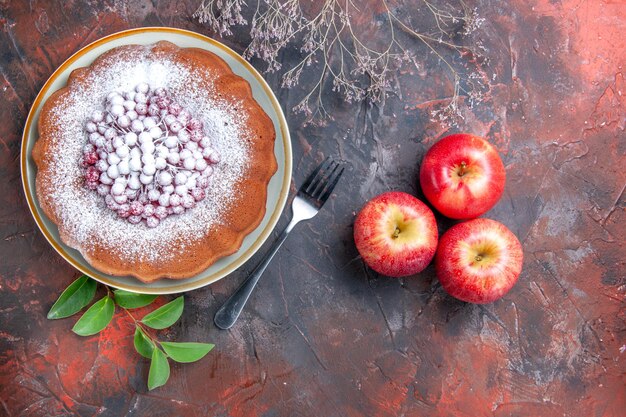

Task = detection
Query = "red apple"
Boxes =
[435,218,523,304]
[354,191,438,277]
[419,134,506,219]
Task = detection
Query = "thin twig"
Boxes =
[194,0,487,126]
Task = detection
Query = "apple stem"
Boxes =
[475,255,482,262]
[458,161,467,177]
[393,227,400,239]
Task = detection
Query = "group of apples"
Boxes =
[354,134,523,304]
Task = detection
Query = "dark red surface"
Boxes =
[1,1,624,416]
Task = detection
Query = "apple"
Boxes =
[435,218,523,303]
[419,133,506,219]
[354,191,438,277]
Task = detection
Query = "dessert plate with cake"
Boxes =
[21,28,292,294]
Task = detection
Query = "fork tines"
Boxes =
[301,157,345,203]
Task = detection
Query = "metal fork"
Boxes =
[214,157,345,329]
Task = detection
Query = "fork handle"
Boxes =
[214,218,298,329]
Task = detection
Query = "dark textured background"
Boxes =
[1,0,624,416]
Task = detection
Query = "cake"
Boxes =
[32,41,277,282]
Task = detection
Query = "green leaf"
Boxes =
[148,348,170,390]
[141,296,184,330]
[134,326,155,359]
[160,342,214,363]
[114,290,157,309]
[72,296,115,336]
[47,275,97,319]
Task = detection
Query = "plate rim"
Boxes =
[20,27,292,294]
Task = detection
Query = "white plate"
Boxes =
[21,27,292,294]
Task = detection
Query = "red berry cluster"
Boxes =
[80,83,221,227]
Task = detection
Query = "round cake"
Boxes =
[32,41,277,282]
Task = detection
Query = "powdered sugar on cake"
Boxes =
[43,46,251,263]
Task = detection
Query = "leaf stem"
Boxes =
[121,302,160,345]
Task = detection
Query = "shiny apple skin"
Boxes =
[354,191,438,277]
[419,134,506,219]
[435,218,523,304]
